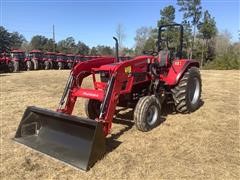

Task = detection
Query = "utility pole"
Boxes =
[53,24,55,51]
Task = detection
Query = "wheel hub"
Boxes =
[189,77,200,105]
[147,105,158,125]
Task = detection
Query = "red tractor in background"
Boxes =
[74,55,102,64]
[74,55,105,66]
[119,56,132,61]
[84,55,101,61]
[66,54,75,69]
[29,50,44,70]
[10,49,32,72]
[74,54,91,66]
[15,24,202,171]
[74,54,83,63]
[55,53,67,70]
[0,52,13,72]
[43,52,56,70]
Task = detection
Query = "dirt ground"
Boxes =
[0,70,239,179]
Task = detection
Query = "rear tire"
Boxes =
[134,96,161,132]
[13,61,19,72]
[8,61,14,73]
[49,61,53,69]
[32,59,38,70]
[58,62,63,70]
[84,99,101,119]
[67,62,72,69]
[171,67,202,113]
[44,61,50,70]
[26,61,33,71]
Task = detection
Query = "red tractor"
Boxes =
[15,24,202,171]
[56,53,66,70]
[43,52,56,70]
[74,54,83,63]
[66,54,75,69]
[74,54,92,66]
[0,52,13,72]
[29,50,44,70]
[10,49,32,72]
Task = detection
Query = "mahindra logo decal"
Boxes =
[82,92,99,97]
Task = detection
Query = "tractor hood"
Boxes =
[92,55,152,73]
[94,62,121,72]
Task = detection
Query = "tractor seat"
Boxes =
[158,50,169,67]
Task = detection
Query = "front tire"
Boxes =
[13,61,19,72]
[8,61,14,73]
[172,67,202,113]
[44,61,50,70]
[67,62,72,69]
[32,59,38,70]
[49,61,53,69]
[26,61,33,71]
[84,99,101,119]
[134,96,162,132]
[58,62,63,70]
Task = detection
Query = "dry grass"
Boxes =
[0,70,239,179]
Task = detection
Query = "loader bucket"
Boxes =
[14,106,105,171]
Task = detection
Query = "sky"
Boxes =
[1,0,239,48]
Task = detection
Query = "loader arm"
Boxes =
[61,63,129,135]
[59,55,153,135]
[57,57,115,114]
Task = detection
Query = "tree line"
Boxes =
[134,0,239,69]
[0,0,239,69]
[0,28,115,56]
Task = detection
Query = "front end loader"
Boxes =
[14,56,115,170]
[14,24,202,171]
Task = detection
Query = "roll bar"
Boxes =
[157,23,183,59]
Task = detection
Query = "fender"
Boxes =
[5,57,11,64]
[162,59,199,86]
[24,57,30,63]
[12,57,20,62]
[32,58,40,61]
[6,59,11,64]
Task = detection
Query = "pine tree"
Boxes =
[177,0,202,59]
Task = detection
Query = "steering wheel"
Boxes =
[142,50,158,56]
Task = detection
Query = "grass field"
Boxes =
[0,70,239,179]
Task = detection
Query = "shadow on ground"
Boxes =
[161,99,205,116]
[106,109,135,154]
[105,98,205,154]
[106,108,167,154]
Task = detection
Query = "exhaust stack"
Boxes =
[113,37,119,62]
